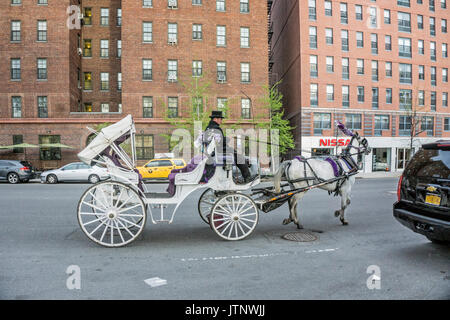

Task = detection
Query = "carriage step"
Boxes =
[145,192,174,199]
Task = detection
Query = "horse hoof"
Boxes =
[296,224,304,230]
[282,218,291,225]
[334,210,340,217]
[340,219,348,226]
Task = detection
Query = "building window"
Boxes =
[83,39,92,57]
[313,113,331,135]
[372,87,379,109]
[100,8,109,26]
[417,14,424,29]
[443,43,448,58]
[39,135,61,161]
[442,92,448,107]
[431,91,437,110]
[168,23,178,44]
[11,0,22,4]
[216,25,226,46]
[13,135,23,153]
[398,37,411,57]
[399,63,412,84]
[384,9,391,24]
[340,3,348,24]
[326,56,334,73]
[442,19,447,33]
[357,59,364,75]
[240,63,250,83]
[241,98,251,119]
[168,0,178,8]
[310,55,318,77]
[100,72,109,90]
[101,103,109,113]
[442,0,447,9]
[11,21,21,41]
[84,72,92,90]
[100,39,109,58]
[84,103,92,112]
[399,116,412,136]
[324,0,332,16]
[386,88,393,104]
[431,66,437,86]
[398,0,411,7]
[418,90,425,106]
[371,33,378,54]
[309,26,317,49]
[430,0,436,10]
[341,30,349,51]
[37,58,47,80]
[443,68,448,82]
[168,60,178,82]
[117,8,122,26]
[11,96,22,118]
[217,61,226,82]
[385,61,392,77]
[11,58,21,80]
[37,20,47,41]
[216,0,225,11]
[117,73,122,91]
[192,0,202,5]
[398,12,411,32]
[192,24,202,40]
[143,0,153,8]
[385,35,391,51]
[444,118,450,131]
[240,0,249,13]
[325,28,333,45]
[310,83,318,106]
[356,31,363,48]
[374,115,389,136]
[217,98,228,114]
[168,97,178,118]
[421,117,434,136]
[309,0,316,20]
[430,17,436,36]
[143,22,153,43]
[38,0,48,4]
[342,86,350,107]
[355,4,362,20]
[430,42,436,61]
[143,97,153,118]
[117,40,122,58]
[326,84,334,101]
[135,135,154,160]
[142,59,152,81]
[192,60,202,77]
[369,6,377,28]
[418,39,424,55]
[84,8,92,25]
[399,89,412,110]
[240,27,250,48]
[38,96,48,118]
[342,57,349,80]
[372,60,378,81]
[357,86,364,102]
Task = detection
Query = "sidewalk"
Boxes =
[355,171,402,179]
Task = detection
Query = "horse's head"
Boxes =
[335,121,371,156]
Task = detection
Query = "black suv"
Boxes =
[394,140,450,244]
[0,160,35,184]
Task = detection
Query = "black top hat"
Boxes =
[210,110,224,119]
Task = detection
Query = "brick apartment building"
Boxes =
[0,0,268,170]
[269,0,450,172]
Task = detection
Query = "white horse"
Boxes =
[273,122,371,229]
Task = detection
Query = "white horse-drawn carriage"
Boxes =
[76,115,371,247]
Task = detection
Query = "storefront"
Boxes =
[301,136,440,173]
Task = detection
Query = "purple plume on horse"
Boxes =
[335,120,354,137]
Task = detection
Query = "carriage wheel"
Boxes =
[77,181,147,247]
[198,188,218,224]
[210,193,259,241]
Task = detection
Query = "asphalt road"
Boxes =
[0,178,448,300]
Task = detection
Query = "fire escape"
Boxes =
[268,0,274,85]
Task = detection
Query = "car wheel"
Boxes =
[46,174,58,184]
[88,174,100,184]
[426,236,450,245]
[7,173,19,184]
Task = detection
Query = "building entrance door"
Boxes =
[396,148,411,170]
[372,148,391,172]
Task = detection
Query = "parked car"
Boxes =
[393,140,450,245]
[136,158,186,179]
[0,160,35,184]
[40,162,110,184]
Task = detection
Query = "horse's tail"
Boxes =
[273,160,291,194]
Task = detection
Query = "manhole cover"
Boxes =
[282,231,318,242]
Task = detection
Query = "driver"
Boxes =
[205,110,256,184]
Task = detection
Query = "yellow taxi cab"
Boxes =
[137,158,187,179]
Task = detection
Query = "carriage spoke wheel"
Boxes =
[210,193,259,241]
[77,181,146,247]
[198,189,219,224]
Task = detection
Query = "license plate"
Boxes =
[425,194,441,206]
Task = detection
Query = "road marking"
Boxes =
[144,277,167,287]
[180,248,339,262]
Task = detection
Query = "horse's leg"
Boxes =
[335,181,352,225]
[283,193,304,229]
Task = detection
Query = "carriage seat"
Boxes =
[166,155,208,196]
